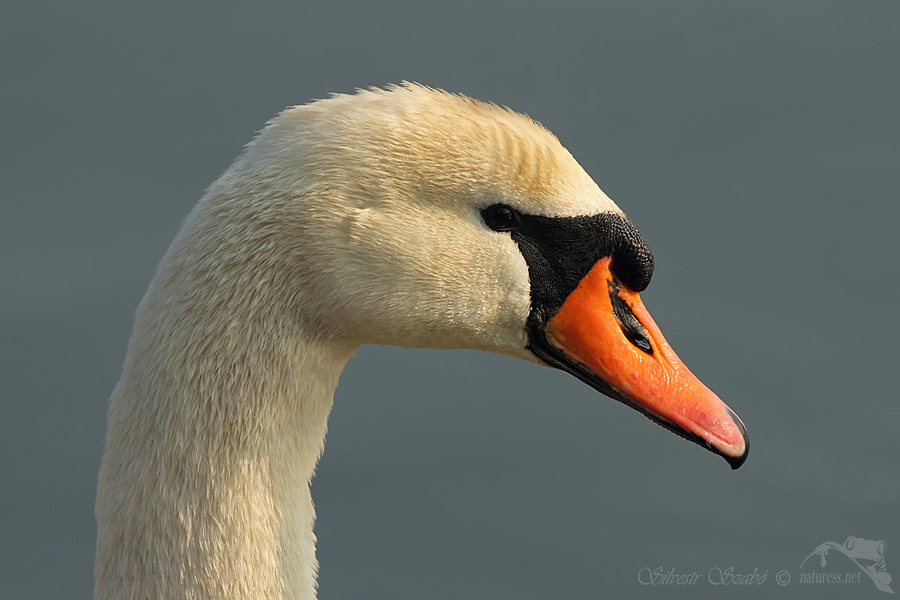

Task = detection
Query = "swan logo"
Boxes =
[799,536,893,594]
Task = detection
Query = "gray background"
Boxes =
[2,1,898,598]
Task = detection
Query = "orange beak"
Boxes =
[532,257,748,468]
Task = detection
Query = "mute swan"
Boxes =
[95,83,748,599]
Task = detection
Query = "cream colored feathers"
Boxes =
[95,84,625,600]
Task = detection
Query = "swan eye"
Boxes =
[482,204,518,231]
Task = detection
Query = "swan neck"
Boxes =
[95,228,357,599]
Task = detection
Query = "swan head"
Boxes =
[205,83,748,468]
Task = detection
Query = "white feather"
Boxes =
[95,83,625,599]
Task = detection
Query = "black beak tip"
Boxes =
[723,406,749,470]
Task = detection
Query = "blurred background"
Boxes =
[2,1,898,598]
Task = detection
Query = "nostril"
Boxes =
[607,279,653,355]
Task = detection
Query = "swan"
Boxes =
[94,83,748,599]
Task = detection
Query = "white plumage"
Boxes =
[95,84,733,599]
